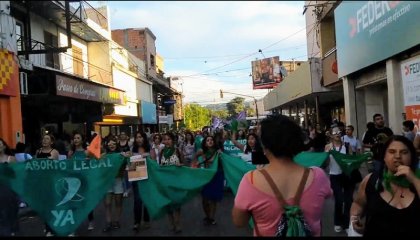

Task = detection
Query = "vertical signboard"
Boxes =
[251,56,282,89]
[401,56,420,128]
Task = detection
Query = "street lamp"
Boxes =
[219,89,259,120]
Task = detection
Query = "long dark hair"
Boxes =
[244,133,263,154]
[377,135,418,193]
[71,131,87,152]
[184,131,195,145]
[132,131,151,153]
[201,136,218,153]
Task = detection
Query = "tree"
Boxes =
[184,103,211,131]
[245,106,255,117]
[226,97,245,118]
[210,109,229,119]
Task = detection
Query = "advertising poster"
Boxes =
[401,55,420,128]
[128,155,148,181]
[251,56,282,89]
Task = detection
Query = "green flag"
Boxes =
[0,153,125,236]
[137,156,218,220]
[219,153,255,195]
[293,152,330,168]
[329,150,371,176]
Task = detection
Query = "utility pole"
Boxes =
[220,89,259,120]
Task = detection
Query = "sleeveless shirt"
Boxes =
[364,173,420,236]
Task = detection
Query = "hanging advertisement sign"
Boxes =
[401,55,420,128]
[251,56,282,89]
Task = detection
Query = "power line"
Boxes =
[178,22,316,79]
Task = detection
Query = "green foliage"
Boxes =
[184,103,211,131]
[211,109,229,119]
[245,106,255,117]
[226,97,245,117]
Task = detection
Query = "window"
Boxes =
[150,54,155,67]
[16,23,23,51]
[72,45,84,77]
[44,31,59,69]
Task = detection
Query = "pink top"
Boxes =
[234,167,332,236]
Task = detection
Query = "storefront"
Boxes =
[263,58,344,129]
[22,68,125,152]
[335,1,420,136]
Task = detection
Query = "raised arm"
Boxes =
[231,131,245,151]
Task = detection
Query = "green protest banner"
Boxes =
[0,153,125,236]
[137,156,218,220]
[293,152,330,168]
[329,150,371,176]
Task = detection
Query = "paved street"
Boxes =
[15,162,371,237]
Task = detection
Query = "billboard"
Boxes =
[251,56,282,89]
[334,1,420,78]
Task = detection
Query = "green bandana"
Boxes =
[162,147,175,159]
[382,170,420,194]
[204,149,216,160]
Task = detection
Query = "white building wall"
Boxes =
[113,67,138,117]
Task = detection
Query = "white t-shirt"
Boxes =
[329,145,346,175]
[342,135,362,153]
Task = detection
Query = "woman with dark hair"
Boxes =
[102,136,126,233]
[159,132,184,233]
[232,115,332,236]
[193,135,224,226]
[231,132,263,165]
[35,133,59,236]
[350,135,420,236]
[0,138,18,236]
[131,131,151,231]
[67,132,94,232]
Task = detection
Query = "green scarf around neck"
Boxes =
[162,147,175,159]
[382,169,420,194]
[204,149,216,161]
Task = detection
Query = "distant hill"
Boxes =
[204,100,253,111]
[204,103,227,111]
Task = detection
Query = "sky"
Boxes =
[100,1,309,105]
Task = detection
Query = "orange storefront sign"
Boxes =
[405,105,420,128]
[0,49,18,96]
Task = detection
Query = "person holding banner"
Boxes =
[159,132,185,233]
[349,135,420,236]
[35,133,59,237]
[193,135,224,226]
[102,136,127,233]
[130,131,151,232]
[0,138,18,236]
[67,132,95,232]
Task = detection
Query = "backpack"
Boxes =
[257,168,312,237]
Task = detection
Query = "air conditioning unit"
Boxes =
[19,72,28,95]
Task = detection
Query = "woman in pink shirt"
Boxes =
[232,115,333,236]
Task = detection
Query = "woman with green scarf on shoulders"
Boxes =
[350,135,420,236]
[193,135,224,226]
[159,132,185,233]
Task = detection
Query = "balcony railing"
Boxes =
[68,1,108,30]
[18,35,112,84]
